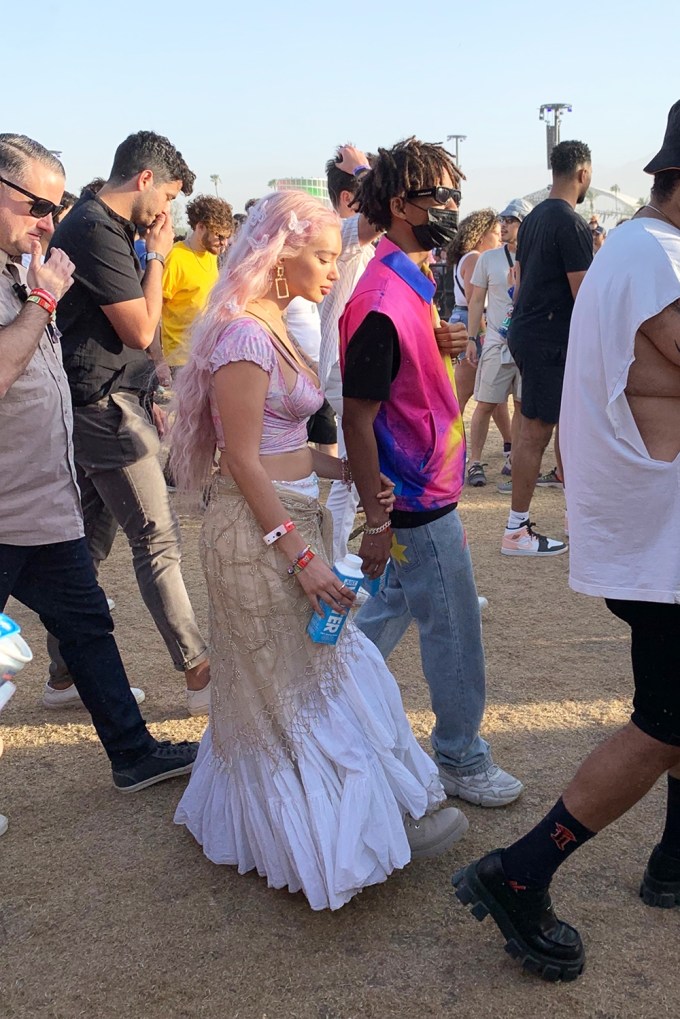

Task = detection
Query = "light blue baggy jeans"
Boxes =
[355,508,491,776]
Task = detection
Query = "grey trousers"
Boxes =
[48,390,207,680]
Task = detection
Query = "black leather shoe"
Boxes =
[112,740,199,793]
[640,844,680,908]
[452,850,585,982]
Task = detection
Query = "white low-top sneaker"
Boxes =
[438,763,524,808]
[186,681,211,717]
[404,806,469,860]
[43,682,145,709]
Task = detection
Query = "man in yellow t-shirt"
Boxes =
[161,194,233,369]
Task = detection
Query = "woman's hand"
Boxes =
[377,474,395,513]
[296,556,356,616]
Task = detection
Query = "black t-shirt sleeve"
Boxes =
[342,311,400,402]
[558,216,594,274]
[66,218,144,307]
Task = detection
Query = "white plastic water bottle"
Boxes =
[307,554,365,645]
[0,613,33,712]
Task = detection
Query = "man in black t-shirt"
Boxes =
[48,132,212,717]
[500,140,593,558]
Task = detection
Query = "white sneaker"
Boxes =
[106,597,116,611]
[438,763,524,807]
[43,682,145,709]
[186,681,211,717]
[501,520,568,557]
[404,806,469,860]
[478,596,489,611]
[0,814,8,837]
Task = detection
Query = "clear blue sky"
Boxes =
[12,0,679,217]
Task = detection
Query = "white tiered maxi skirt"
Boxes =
[174,626,444,911]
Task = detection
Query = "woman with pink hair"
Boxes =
[170,191,466,909]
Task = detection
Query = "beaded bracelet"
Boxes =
[364,520,391,536]
[340,456,353,490]
[287,545,316,575]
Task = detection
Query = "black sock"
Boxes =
[660,775,680,861]
[501,798,596,889]
[503,441,512,453]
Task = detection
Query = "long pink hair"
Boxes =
[170,191,340,491]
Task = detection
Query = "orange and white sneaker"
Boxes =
[501,519,568,557]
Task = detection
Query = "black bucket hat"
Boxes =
[644,100,680,174]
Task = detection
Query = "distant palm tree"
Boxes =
[610,183,621,217]
[585,188,596,217]
[210,174,221,197]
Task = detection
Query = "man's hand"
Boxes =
[434,321,468,358]
[465,338,479,366]
[377,473,395,513]
[151,402,167,438]
[155,361,172,388]
[28,242,74,301]
[145,212,174,260]
[336,144,368,175]
[358,527,392,578]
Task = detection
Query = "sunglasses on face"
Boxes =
[0,175,65,220]
[406,186,462,206]
[500,216,520,224]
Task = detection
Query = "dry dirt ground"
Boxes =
[2,433,677,1019]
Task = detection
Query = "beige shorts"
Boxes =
[474,343,522,404]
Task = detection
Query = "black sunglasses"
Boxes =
[406,186,462,206]
[0,175,65,219]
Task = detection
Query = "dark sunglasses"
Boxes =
[406,186,462,206]
[0,175,65,219]
[500,216,520,224]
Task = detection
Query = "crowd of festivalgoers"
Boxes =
[2,103,680,982]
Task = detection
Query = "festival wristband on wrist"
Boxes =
[364,520,391,536]
[263,519,296,545]
[352,165,370,177]
[287,545,316,575]
[26,289,57,317]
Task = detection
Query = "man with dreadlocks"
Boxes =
[340,137,523,810]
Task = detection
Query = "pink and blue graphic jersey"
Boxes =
[340,237,465,513]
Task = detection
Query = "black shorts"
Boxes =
[306,398,337,445]
[606,599,680,747]
[509,340,566,424]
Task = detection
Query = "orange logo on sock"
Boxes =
[550,823,577,851]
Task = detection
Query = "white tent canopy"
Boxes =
[521,185,643,226]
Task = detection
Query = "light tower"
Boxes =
[446,134,467,170]
[539,103,572,170]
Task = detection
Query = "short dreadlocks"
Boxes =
[353,137,464,231]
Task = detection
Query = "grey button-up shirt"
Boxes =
[0,249,83,545]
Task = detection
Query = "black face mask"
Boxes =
[407,207,459,250]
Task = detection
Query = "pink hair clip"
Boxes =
[288,211,310,235]
[246,233,270,251]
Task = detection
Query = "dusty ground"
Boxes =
[2,431,677,1019]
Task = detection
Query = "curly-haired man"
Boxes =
[160,193,234,370]
[340,137,523,817]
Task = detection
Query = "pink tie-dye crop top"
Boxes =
[209,318,324,455]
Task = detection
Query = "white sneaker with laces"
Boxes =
[43,682,145,709]
[437,763,524,807]
[404,806,469,860]
[501,520,568,557]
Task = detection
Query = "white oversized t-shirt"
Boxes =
[561,217,680,604]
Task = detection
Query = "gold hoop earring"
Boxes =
[275,264,290,300]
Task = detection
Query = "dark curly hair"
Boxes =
[108,130,195,196]
[352,137,464,231]
[325,147,360,210]
[186,194,234,234]
[651,169,680,202]
[550,140,591,178]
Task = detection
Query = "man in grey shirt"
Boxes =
[0,134,197,797]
